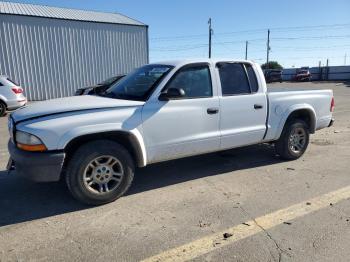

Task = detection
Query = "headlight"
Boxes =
[15,131,47,152]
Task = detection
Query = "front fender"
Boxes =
[57,124,147,167]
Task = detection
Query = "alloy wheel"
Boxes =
[83,155,124,194]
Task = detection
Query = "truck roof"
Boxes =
[150,59,257,67]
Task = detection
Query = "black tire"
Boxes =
[275,119,309,160]
[0,101,6,117]
[65,140,135,205]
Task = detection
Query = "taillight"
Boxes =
[11,87,23,94]
[330,97,335,112]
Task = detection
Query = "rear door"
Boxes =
[217,62,267,149]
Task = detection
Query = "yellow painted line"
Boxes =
[142,185,350,262]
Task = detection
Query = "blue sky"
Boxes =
[10,0,350,68]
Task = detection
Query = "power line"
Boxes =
[271,55,346,59]
[212,34,237,52]
[271,44,350,50]
[151,44,207,52]
[150,23,350,42]
[265,23,350,32]
[209,34,350,46]
[272,34,350,41]
[151,38,260,52]
[150,22,350,67]
[151,33,350,52]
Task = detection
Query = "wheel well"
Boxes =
[285,109,315,133]
[0,99,6,107]
[64,131,144,168]
[0,100,7,116]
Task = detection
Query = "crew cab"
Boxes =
[7,59,334,205]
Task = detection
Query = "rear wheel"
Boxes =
[275,119,309,160]
[65,140,135,205]
[0,101,6,117]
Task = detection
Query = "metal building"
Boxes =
[0,1,148,100]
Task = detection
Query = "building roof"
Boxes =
[0,1,146,26]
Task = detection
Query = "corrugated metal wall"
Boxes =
[282,66,350,81]
[0,14,148,100]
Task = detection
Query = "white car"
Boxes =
[0,76,27,116]
[7,59,334,205]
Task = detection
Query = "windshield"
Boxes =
[104,64,173,101]
[99,76,123,86]
[5,77,20,86]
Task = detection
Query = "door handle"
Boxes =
[254,104,263,109]
[207,108,219,114]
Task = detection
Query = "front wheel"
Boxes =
[65,140,135,205]
[275,119,309,160]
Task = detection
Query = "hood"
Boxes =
[12,95,144,123]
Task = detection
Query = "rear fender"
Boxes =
[275,104,316,139]
[0,95,8,105]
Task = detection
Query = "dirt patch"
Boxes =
[311,139,334,146]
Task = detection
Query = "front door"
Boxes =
[142,63,220,163]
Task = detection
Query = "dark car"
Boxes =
[75,75,126,96]
[265,70,283,83]
[293,70,311,82]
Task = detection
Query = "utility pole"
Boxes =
[208,18,213,58]
[266,29,270,69]
[318,61,322,81]
[245,41,248,60]
[345,53,347,65]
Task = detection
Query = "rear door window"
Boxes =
[217,63,251,95]
[244,64,259,93]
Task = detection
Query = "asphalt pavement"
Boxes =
[0,81,349,262]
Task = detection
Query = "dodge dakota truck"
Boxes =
[7,59,334,205]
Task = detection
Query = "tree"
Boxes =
[261,61,283,70]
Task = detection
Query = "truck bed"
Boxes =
[264,87,333,141]
[267,86,325,92]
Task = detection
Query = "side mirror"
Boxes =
[159,88,186,101]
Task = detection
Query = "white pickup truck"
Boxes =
[7,59,334,205]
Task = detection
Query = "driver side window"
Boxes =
[166,65,212,98]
